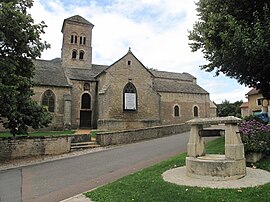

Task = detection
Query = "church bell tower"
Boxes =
[61,15,94,68]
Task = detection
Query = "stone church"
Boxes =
[32,15,214,131]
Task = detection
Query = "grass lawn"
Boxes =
[85,137,270,202]
[0,130,75,138]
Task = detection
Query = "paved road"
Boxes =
[0,132,190,202]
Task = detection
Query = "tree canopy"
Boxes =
[217,100,243,117]
[0,0,51,135]
[189,0,270,98]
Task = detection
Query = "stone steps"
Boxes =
[70,141,100,151]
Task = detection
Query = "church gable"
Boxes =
[105,49,154,82]
[97,50,161,129]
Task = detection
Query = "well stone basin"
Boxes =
[186,155,246,181]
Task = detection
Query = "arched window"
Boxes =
[72,50,77,59]
[42,90,55,112]
[123,82,137,111]
[174,105,180,117]
[83,37,86,45]
[193,106,199,117]
[81,93,91,109]
[79,51,84,60]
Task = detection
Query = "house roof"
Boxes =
[153,79,208,94]
[246,88,260,96]
[240,102,248,108]
[33,59,70,87]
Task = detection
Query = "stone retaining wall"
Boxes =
[0,136,71,161]
[96,123,190,146]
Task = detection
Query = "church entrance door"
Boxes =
[80,111,91,128]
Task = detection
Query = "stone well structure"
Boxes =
[185,116,246,181]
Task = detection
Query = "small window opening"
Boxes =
[83,37,86,45]
[79,51,84,60]
[127,60,131,66]
[71,35,74,43]
[194,106,199,117]
[80,36,83,44]
[72,50,77,59]
[174,105,180,117]
[84,83,90,91]
[75,36,77,44]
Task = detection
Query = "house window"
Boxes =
[193,106,199,117]
[72,50,77,59]
[174,105,180,117]
[79,51,84,60]
[257,98,263,106]
[83,37,86,45]
[123,82,137,111]
[81,93,91,109]
[42,90,55,112]
[127,60,132,66]
[74,35,77,44]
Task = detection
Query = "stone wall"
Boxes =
[0,136,71,161]
[96,123,190,146]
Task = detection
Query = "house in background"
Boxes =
[2,15,217,131]
[240,88,270,118]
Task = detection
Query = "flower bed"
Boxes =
[239,118,270,162]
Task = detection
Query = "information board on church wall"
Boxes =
[124,93,136,110]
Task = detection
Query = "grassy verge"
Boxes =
[85,137,270,202]
[0,130,75,138]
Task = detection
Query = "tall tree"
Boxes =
[189,0,270,98]
[0,0,51,135]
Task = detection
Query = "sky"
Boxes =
[29,0,250,104]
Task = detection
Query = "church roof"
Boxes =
[150,70,195,81]
[66,64,108,81]
[33,58,108,84]
[64,15,94,26]
[33,59,70,87]
[153,79,208,94]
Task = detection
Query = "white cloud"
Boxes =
[29,0,248,104]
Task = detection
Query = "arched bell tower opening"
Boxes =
[61,15,94,68]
